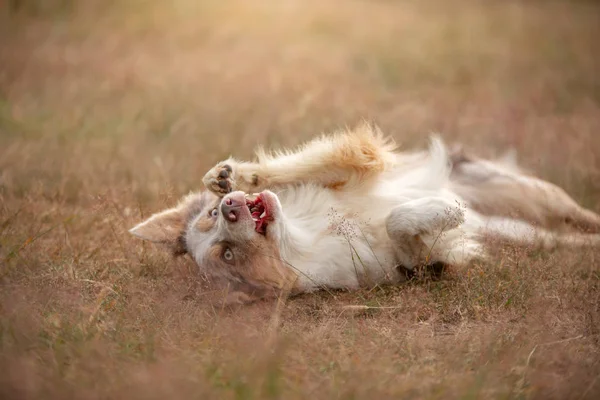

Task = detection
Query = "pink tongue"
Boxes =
[249,196,267,233]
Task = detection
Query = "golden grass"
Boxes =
[1,0,599,398]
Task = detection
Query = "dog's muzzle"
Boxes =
[221,195,244,222]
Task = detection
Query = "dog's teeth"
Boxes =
[260,211,266,219]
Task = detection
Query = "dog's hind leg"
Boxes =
[481,216,600,249]
[203,123,397,195]
[450,152,600,233]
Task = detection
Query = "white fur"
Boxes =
[254,138,479,291]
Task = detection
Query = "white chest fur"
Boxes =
[274,184,401,291]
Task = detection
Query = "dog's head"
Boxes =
[129,190,298,301]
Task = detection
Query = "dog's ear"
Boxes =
[129,207,187,244]
[129,191,215,253]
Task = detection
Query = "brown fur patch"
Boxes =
[325,180,347,190]
[195,215,216,233]
[324,124,397,177]
[207,239,299,296]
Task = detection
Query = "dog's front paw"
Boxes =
[203,163,235,196]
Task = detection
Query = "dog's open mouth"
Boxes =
[246,193,271,235]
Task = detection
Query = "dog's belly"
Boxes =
[289,231,403,291]
[275,184,404,290]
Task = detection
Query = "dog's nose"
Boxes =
[221,196,243,222]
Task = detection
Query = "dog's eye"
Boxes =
[209,208,218,218]
[223,248,234,262]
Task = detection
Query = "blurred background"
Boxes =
[2,2,600,399]
[1,0,599,208]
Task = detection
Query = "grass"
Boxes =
[1,0,600,398]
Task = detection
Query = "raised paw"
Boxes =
[386,197,465,239]
[203,163,235,196]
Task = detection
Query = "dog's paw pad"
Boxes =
[204,164,235,195]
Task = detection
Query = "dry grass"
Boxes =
[1,0,600,398]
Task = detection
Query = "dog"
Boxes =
[130,124,600,303]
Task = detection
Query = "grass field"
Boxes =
[1,0,600,398]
